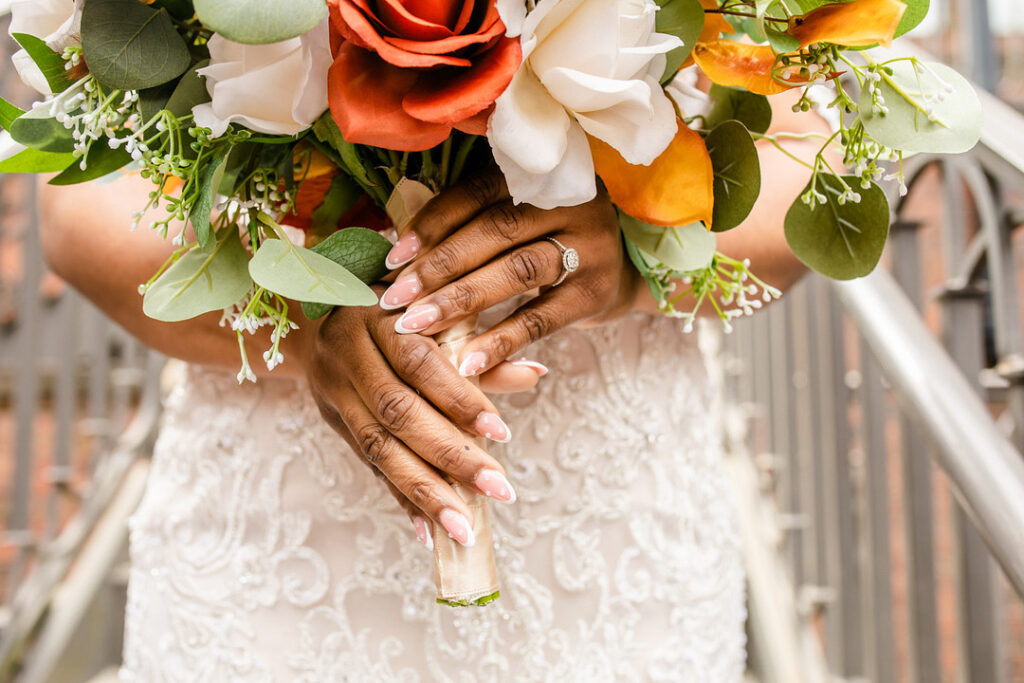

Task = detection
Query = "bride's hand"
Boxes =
[379,168,639,376]
[300,294,522,548]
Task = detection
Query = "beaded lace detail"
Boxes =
[121,314,746,682]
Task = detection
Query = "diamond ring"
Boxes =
[546,236,580,287]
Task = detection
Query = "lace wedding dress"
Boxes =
[120,313,746,682]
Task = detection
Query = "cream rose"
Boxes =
[8,0,82,96]
[192,19,332,138]
[488,0,682,210]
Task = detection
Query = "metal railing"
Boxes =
[727,52,1024,683]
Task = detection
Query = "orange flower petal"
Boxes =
[788,0,907,48]
[692,41,811,96]
[698,0,736,43]
[591,121,714,229]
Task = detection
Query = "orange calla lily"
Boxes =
[680,0,737,69]
[788,0,907,48]
[591,121,714,229]
[692,41,813,96]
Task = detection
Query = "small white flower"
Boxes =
[9,0,83,96]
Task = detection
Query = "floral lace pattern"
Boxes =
[120,314,746,682]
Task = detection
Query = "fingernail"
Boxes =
[475,469,517,503]
[381,273,422,311]
[459,351,488,377]
[386,232,421,269]
[474,411,512,443]
[413,516,433,550]
[395,303,441,334]
[511,360,549,377]
[439,509,475,547]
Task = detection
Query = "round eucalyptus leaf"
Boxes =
[194,0,328,45]
[859,60,981,155]
[656,0,705,84]
[9,114,75,153]
[895,0,930,37]
[785,175,890,281]
[707,85,772,135]
[82,0,191,91]
[707,120,761,233]
[144,230,253,322]
[620,213,716,273]
[249,239,378,307]
[302,228,393,320]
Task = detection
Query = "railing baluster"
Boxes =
[45,292,79,541]
[788,284,817,591]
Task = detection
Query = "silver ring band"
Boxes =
[546,237,580,287]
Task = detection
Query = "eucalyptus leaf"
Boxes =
[301,228,392,319]
[620,214,716,273]
[217,143,257,196]
[895,0,929,37]
[48,143,132,185]
[138,81,178,123]
[165,60,211,117]
[0,97,25,131]
[0,148,76,173]
[706,85,773,135]
[249,238,378,308]
[765,28,801,54]
[82,0,191,91]
[707,120,761,233]
[144,229,253,322]
[859,60,981,155]
[193,0,328,45]
[11,33,74,94]
[189,153,229,248]
[624,235,674,304]
[656,0,705,84]
[9,110,75,153]
[784,175,889,280]
[311,174,363,234]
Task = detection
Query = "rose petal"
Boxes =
[405,36,521,125]
[692,41,810,96]
[404,0,465,28]
[383,11,504,56]
[453,106,492,136]
[328,43,452,151]
[491,120,597,210]
[332,0,468,67]
[788,0,906,48]
[591,120,715,228]
[374,0,455,40]
[496,0,527,36]
[488,70,572,175]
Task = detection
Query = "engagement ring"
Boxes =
[546,237,580,287]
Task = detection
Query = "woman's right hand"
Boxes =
[300,290,535,549]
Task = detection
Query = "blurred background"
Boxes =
[0,1,1023,682]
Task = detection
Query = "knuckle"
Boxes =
[374,385,417,432]
[490,332,516,362]
[482,205,520,244]
[356,424,391,468]
[421,243,461,283]
[463,172,501,208]
[444,281,479,314]
[519,308,552,345]
[398,338,435,380]
[508,248,545,287]
[433,442,466,474]
[406,480,435,509]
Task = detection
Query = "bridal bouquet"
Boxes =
[2,0,981,604]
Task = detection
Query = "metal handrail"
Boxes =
[835,272,1024,595]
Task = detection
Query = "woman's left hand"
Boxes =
[378,168,640,377]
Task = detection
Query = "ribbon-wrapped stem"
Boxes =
[433,317,501,606]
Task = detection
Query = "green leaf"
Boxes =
[895,0,929,37]
[165,60,211,117]
[859,60,981,155]
[656,0,705,84]
[706,120,761,233]
[301,228,392,319]
[217,143,258,196]
[311,174,363,234]
[9,110,75,153]
[619,213,716,273]
[189,153,229,248]
[48,143,133,185]
[249,218,378,307]
[706,85,773,135]
[138,81,178,123]
[765,28,801,54]
[144,229,254,322]
[149,0,196,21]
[193,0,328,45]
[11,33,74,94]
[624,234,674,304]
[82,0,191,91]
[0,97,26,131]
[784,175,889,280]
[0,148,76,173]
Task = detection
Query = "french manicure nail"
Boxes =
[381,273,422,310]
[439,509,475,547]
[511,359,549,377]
[474,411,512,443]
[413,516,433,550]
[459,351,488,377]
[476,469,517,503]
[395,303,441,334]
[386,232,421,269]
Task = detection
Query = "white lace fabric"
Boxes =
[120,314,746,682]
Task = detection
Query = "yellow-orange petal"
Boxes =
[692,41,810,96]
[591,121,714,229]
[681,0,737,69]
[788,0,906,48]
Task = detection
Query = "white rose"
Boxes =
[488,0,682,210]
[8,0,82,96]
[192,19,332,138]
